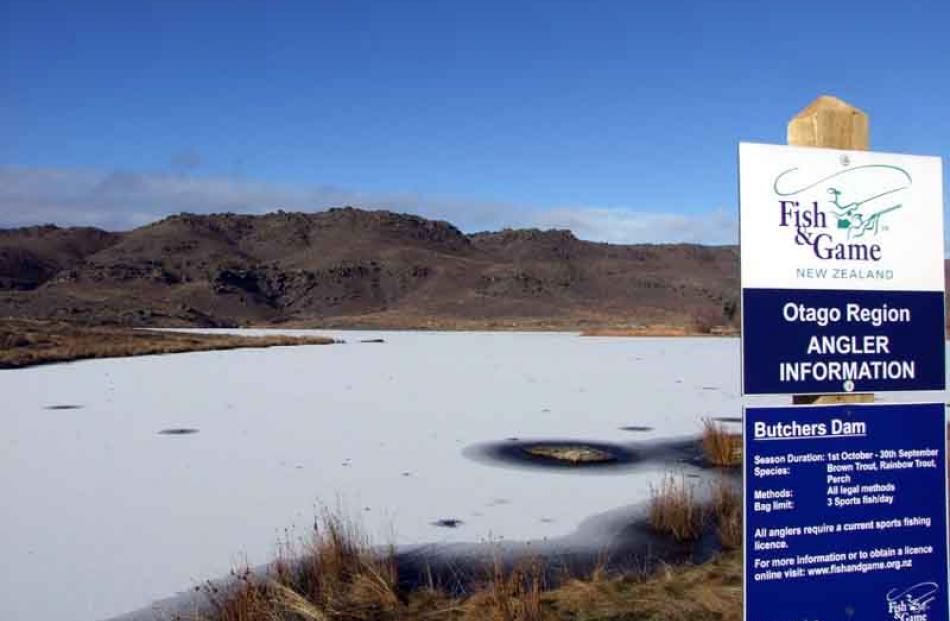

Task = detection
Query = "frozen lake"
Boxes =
[1,331,742,621]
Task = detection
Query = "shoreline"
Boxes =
[106,493,738,621]
[0,320,742,371]
[0,318,335,369]
[188,322,741,337]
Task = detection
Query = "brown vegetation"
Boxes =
[648,474,704,541]
[197,510,741,621]
[701,419,742,468]
[550,552,741,621]
[468,558,545,621]
[711,480,742,551]
[523,444,615,464]
[580,324,738,337]
[0,319,334,368]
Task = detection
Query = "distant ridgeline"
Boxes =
[0,208,741,330]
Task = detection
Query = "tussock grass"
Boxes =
[274,512,403,619]
[465,557,545,621]
[199,512,403,621]
[550,552,741,621]
[198,508,742,621]
[701,419,742,468]
[0,318,333,368]
[201,568,277,621]
[648,474,703,541]
[711,479,742,551]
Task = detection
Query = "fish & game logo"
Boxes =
[886,582,938,621]
[771,161,912,263]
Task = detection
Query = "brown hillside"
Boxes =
[1,207,742,329]
[0,225,119,290]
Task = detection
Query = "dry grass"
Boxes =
[711,479,742,551]
[198,507,743,621]
[0,318,334,368]
[701,419,742,468]
[550,551,741,621]
[461,557,546,621]
[201,569,278,621]
[648,474,703,541]
[198,513,404,621]
[204,554,743,621]
[581,325,721,337]
[579,322,738,337]
[281,309,737,334]
[301,515,400,617]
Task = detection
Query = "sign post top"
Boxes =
[787,95,869,151]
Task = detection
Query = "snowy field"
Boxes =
[1,331,742,620]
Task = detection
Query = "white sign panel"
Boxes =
[739,142,944,292]
[739,142,945,395]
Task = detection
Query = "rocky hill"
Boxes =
[0,208,740,329]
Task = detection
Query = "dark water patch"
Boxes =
[395,506,718,596]
[466,439,638,471]
[432,518,463,528]
[158,428,200,435]
[619,425,654,432]
[467,436,706,473]
[44,404,84,410]
[712,416,742,424]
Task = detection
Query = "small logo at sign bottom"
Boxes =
[886,582,938,621]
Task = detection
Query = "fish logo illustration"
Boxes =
[772,163,912,262]
[886,582,938,621]
[826,183,904,239]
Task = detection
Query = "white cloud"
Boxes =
[0,165,514,232]
[531,206,737,245]
[0,164,736,245]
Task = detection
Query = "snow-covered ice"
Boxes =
[1,331,741,621]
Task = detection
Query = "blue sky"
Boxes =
[2,0,949,243]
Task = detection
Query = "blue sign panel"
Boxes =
[742,288,945,395]
[745,403,949,621]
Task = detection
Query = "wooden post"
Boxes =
[787,95,869,150]
[787,95,874,405]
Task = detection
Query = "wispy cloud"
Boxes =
[0,165,514,232]
[0,164,735,245]
[530,206,737,245]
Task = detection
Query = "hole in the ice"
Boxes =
[468,439,638,470]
